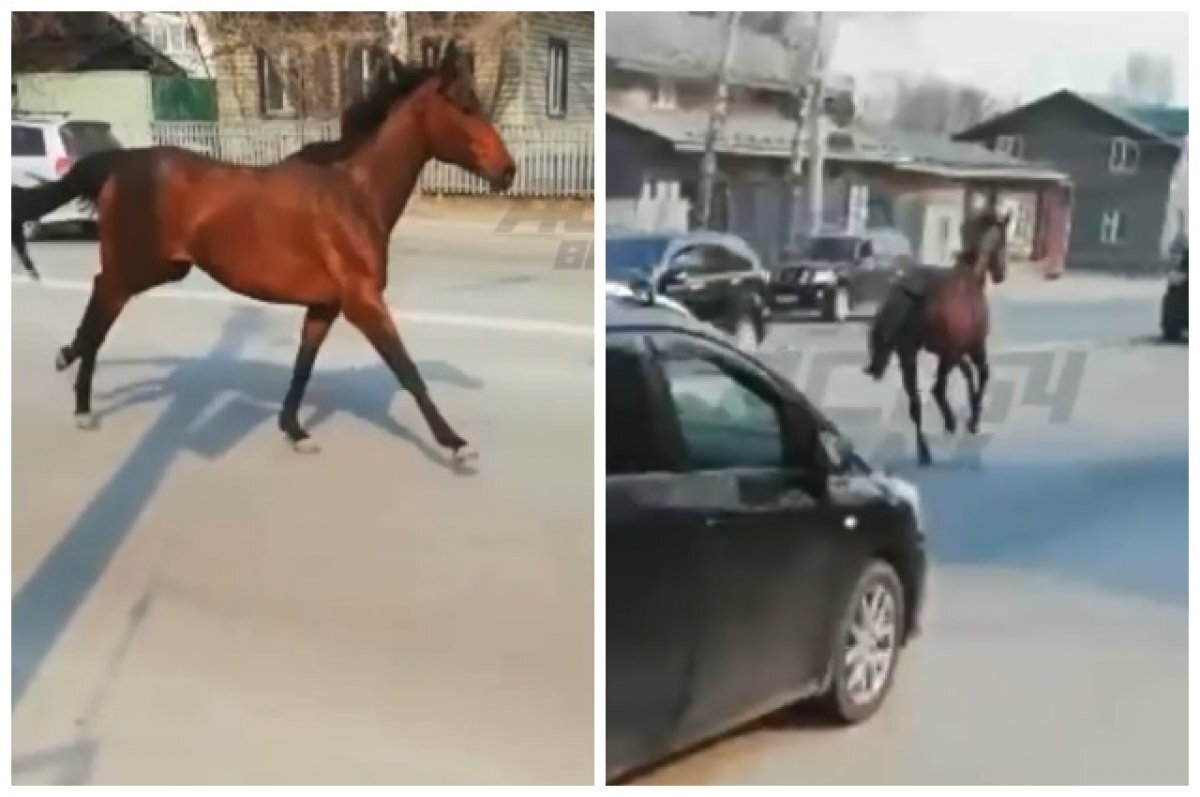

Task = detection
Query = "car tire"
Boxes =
[822,284,851,323]
[819,559,906,724]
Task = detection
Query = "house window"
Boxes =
[1109,137,1139,173]
[652,76,677,109]
[258,49,296,117]
[1100,209,1126,244]
[342,44,384,102]
[995,134,1023,158]
[546,37,569,118]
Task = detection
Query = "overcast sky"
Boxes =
[828,12,1189,105]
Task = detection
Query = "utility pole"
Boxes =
[697,11,741,230]
[784,12,837,247]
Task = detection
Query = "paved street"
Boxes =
[636,275,1189,785]
[10,221,594,785]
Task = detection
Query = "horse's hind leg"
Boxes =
[965,343,990,435]
[278,303,340,453]
[899,349,932,466]
[67,274,130,428]
[931,355,957,434]
[342,285,475,461]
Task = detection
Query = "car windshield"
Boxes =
[60,121,121,157]
[804,237,857,261]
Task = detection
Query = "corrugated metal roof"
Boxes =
[608,105,1070,182]
[606,12,803,92]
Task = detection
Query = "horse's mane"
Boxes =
[290,56,436,165]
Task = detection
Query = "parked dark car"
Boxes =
[769,229,914,322]
[607,228,770,350]
[606,294,928,782]
[1160,244,1187,342]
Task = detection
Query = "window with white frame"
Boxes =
[546,37,569,118]
[995,134,1023,158]
[1100,209,1126,244]
[652,76,677,109]
[1109,137,1139,173]
[258,49,296,117]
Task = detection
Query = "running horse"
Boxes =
[18,42,514,461]
[863,206,1010,466]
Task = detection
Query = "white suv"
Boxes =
[12,114,122,238]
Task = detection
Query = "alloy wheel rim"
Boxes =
[842,582,897,706]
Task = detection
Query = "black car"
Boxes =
[606,295,928,782]
[770,229,914,322]
[1160,244,1187,341]
[608,229,771,350]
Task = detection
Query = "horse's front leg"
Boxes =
[931,356,957,435]
[966,343,990,435]
[899,350,932,466]
[343,283,475,462]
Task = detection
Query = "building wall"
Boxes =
[958,97,1182,272]
[519,12,593,126]
[14,71,155,146]
[606,65,788,116]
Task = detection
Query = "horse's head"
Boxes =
[408,42,516,192]
[962,208,1009,285]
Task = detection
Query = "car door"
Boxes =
[646,332,848,746]
[855,237,897,305]
[605,333,709,777]
[12,124,51,188]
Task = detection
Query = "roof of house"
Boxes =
[607,12,833,93]
[956,88,1187,145]
[13,12,186,76]
[608,105,1070,183]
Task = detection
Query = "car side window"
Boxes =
[12,125,46,157]
[607,341,664,476]
[659,351,785,471]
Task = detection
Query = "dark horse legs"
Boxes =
[965,343,990,434]
[57,274,130,428]
[898,349,932,467]
[931,356,957,434]
[278,304,340,452]
[342,287,474,460]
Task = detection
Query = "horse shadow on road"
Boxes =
[10,305,484,783]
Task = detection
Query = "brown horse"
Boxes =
[37,43,515,461]
[864,209,1010,466]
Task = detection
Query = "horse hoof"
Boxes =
[290,437,321,455]
[74,413,98,431]
[452,444,479,464]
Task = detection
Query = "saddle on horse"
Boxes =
[863,265,942,380]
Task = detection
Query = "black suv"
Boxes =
[608,229,770,350]
[606,295,928,782]
[770,229,914,322]
[1160,244,1187,342]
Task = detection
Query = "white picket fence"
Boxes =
[151,121,593,198]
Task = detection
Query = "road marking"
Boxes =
[12,274,593,339]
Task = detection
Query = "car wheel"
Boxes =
[822,285,851,323]
[820,559,905,724]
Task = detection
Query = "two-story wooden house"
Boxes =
[956,89,1187,273]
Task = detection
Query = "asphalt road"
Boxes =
[10,229,594,785]
[634,276,1189,785]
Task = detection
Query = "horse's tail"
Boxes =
[12,149,122,282]
[864,286,910,381]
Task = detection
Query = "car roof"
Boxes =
[606,294,730,343]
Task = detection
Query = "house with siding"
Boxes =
[955,89,1187,273]
[606,12,1070,271]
